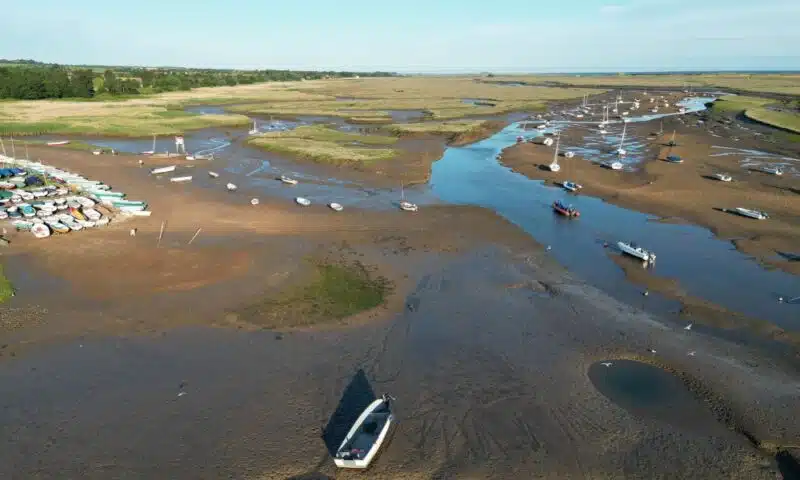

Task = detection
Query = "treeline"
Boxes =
[0,60,395,100]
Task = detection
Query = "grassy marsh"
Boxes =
[0,265,13,304]
[247,125,399,166]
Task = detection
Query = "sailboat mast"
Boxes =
[619,123,627,150]
[553,133,560,162]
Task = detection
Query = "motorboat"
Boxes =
[552,200,580,217]
[399,201,418,212]
[760,165,784,176]
[208,171,220,178]
[329,202,344,212]
[333,394,395,469]
[295,197,311,206]
[712,173,732,182]
[170,176,192,183]
[560,180,583,192]
[733,207,768,220]
[617,241,656,264]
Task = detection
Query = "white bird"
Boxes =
[177,391,187,397]
[546,245,552,251]
[647,348,657,354]
[688,351,696,356]
[643,290,649,296]
[778,297,784,303]
[684,323,693,330]
[601,362,613,367]
[138,159,144,166]
[129,228,137,237]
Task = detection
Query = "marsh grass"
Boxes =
[248,125,398,165]
[386,120,489,136]
[744,108,800,133]
[239,260,392,328]
[0,265,14,304]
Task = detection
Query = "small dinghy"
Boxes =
[713,173,732,182]
[399,201,418,212]
[295,197,311,206]
[560,181,583,192]
[563,151,575,159]
[226,183,238,191]
[46,221,71,234]
[170,176,192,183]
[46,140,69,146]
[150,166,176,175]
[92,150,102,156]
[83,208,102,221]
[329,202,344,212]
[603,161,624,170]
[760,165,784,176]
[617,241,656,264]
[665,154,683,163]
[20,204,36,218]
[69,206,87,221]
[280,175,298,185]
[250,198,260,206]
[185,155,195,161]
[733,207,768,220]
[334,394,395,469]
[552,200,580,218]
[31,223,51,238]
[208,171,219,178]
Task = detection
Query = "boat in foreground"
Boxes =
[334,394,395,469]
[617,241,657,264]
[733,207,768,220]
[552,200,580,217]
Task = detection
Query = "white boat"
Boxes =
[547,134,562,172]
[141,134,157,155]
[563,151,575,159]
[208,171,219,178]
[185,155,195,161]
[713,173,732,182]
[150,166,176,175]
[122,210,152,217]
[616,122,628,156]
[560,181,583,192]
[760,165,784,176]
[280,175,298,185]
[226,183,238,191]
[333,395,395,469]
[733,207,768,220]
[83,208,102,221]
[295,197,311,206]
[248,120,259,135]
[92,150,102,155]
[617,241,656,263]
[599,128,608,135]
[170,176,192,183]
[399,184,418,212]
[250,198,260,206]
[329,202,344,212]
[46,140,69,146]
[31,223,51,238]
[604,161,623,170]
[536,124,547,130]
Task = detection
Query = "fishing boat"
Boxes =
[170,176,192,183]
[733,207,768,220]
[329,202,344,212]
[150,166,176,175]
[552,200,580,217]
[760,165,784,176]
[69,206,86,221]
[46,141,70,146]
[617,241,656,263]
[31,223,51,238]
[547,134,562,172]
[226,183,238,191]
[280,175,298,185]
[665,154,683,163]
[560,181,582,192]
[208,171,219,178]
[333,394,395,469]
[295,197,311,206]
[713,173,732,182]
[248,120,259,135]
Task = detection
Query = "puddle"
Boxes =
[587,360,719,432]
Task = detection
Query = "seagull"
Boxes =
[601,362,613,367]
[688,351,696,356]
[138,159,144,166]
[546,245,552,251]
[647,348,657,354]
[778,297,784,303]
[684,323,693,330]
[643,290,649,296]
[177,391,187,397]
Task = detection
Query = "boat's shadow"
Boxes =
[321,368,377,456]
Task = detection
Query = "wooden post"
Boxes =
[187,228,202,245]
[157,221,166,247]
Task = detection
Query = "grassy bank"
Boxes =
[247,125,399,166]
[709,95,800,134]
[744,108,800,134]
[239,261,392,328]
[386,120,490,136]
[492,73,800,96]
[0,265,13,304]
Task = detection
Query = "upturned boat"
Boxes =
[333,394,395,469]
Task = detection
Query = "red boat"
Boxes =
[553,200,580,217]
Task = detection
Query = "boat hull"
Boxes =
[334,415,394,469]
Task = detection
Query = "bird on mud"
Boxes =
[647,348,657,354]
[688,351,696,356]
[601,362,613,367]
[684,323,693,330]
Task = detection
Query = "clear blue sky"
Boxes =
[2,0,798,72]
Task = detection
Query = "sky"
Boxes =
[1,0,798,73]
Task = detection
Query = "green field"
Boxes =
[0,265,14,304]
[744,108,800,134]
[708,95,800,133]
[247,125,399,166]
[385,120,490,136]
